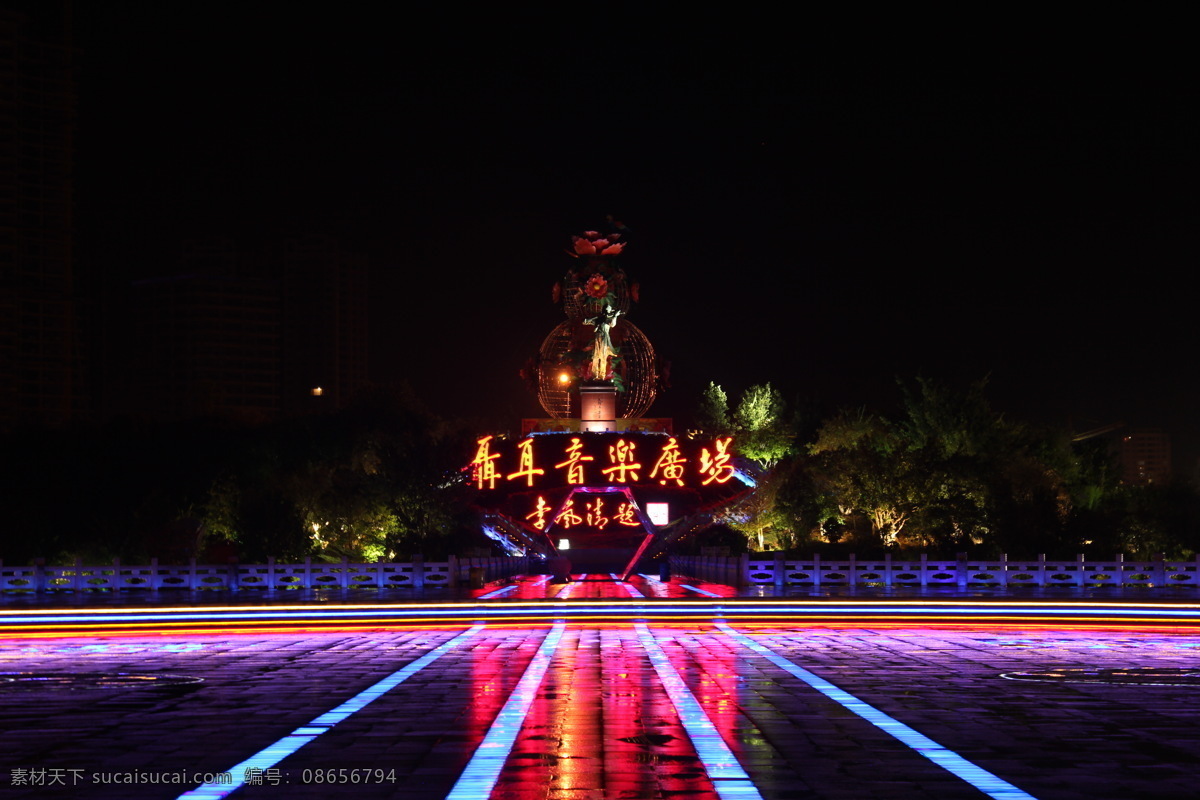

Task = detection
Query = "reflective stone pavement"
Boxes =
[3,575,1200,799]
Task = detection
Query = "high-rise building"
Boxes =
[279,234,369,415]
[1119,428,1172,486]
[0,9,81,429]
[126,239,280,423]
[117,235,369,423]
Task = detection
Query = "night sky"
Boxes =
[61,8,1198,466]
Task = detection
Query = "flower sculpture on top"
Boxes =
[572,230,625,256]
[563,230,626,317]
[530,224,658,419]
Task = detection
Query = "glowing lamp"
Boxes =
[647,503,669,526]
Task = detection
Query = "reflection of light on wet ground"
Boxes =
[177,626,484,799]
[0,672,204,689]
[718,622,1034,800]
[6,576,1200,799]
[1002,668,1200,686]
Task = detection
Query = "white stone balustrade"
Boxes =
[0,556,531,593]
[670,553,1198,589]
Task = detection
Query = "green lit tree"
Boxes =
[696,381,732,433]
[734,383,794,469]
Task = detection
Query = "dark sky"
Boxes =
[64,7,1198,466]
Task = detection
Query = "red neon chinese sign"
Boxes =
[472,433,738,492]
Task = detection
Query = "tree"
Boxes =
[806,379,1082,554]
[734,383,794,469]
[696,381,731,433]
[808,409,918,548]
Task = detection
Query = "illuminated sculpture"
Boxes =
[474,227,751,570]
[531,230,659,419]
[584,304,621,383]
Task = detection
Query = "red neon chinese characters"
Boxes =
[614,502,641,527]
[472,435,501,490]
[526,496,552,530]
[506,438,545,486]
[585,497,610,529]
[555,499,582,529]
[601,439,642,483]
[555,437,595,485]
[699,436,735,485]
[649,437,687,487]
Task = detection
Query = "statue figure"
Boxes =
[584,304,621,381]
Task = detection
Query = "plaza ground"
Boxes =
[2,574,1199,799]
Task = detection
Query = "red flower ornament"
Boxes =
[584,274,608,298]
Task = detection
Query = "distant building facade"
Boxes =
[127,240,280,423]
[119,236,369,423]
[279,235,369,416]
[0,10,82,429]
[1119,428,1171,486]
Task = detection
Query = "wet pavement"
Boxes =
[2,574,1200,799]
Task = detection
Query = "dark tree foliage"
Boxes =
[0,386,484,565]
[704,377,1200,558]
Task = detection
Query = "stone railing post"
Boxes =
[957,553,968,588]
[919,553,928,587]
[33,558,46,593]
[848,553,857,587]
[774,551,785,587]
[1037,554,1047,587]
[375,554,388,590]
[412,554,425,589]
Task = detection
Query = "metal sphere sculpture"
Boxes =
[531,230,659,419]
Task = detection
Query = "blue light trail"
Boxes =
[716,622,1037,800]
[624,581,763,799]
[634,622,763,800]
[175,625,483,799]
[444,623,567,800]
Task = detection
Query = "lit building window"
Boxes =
[311,386,323,396]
